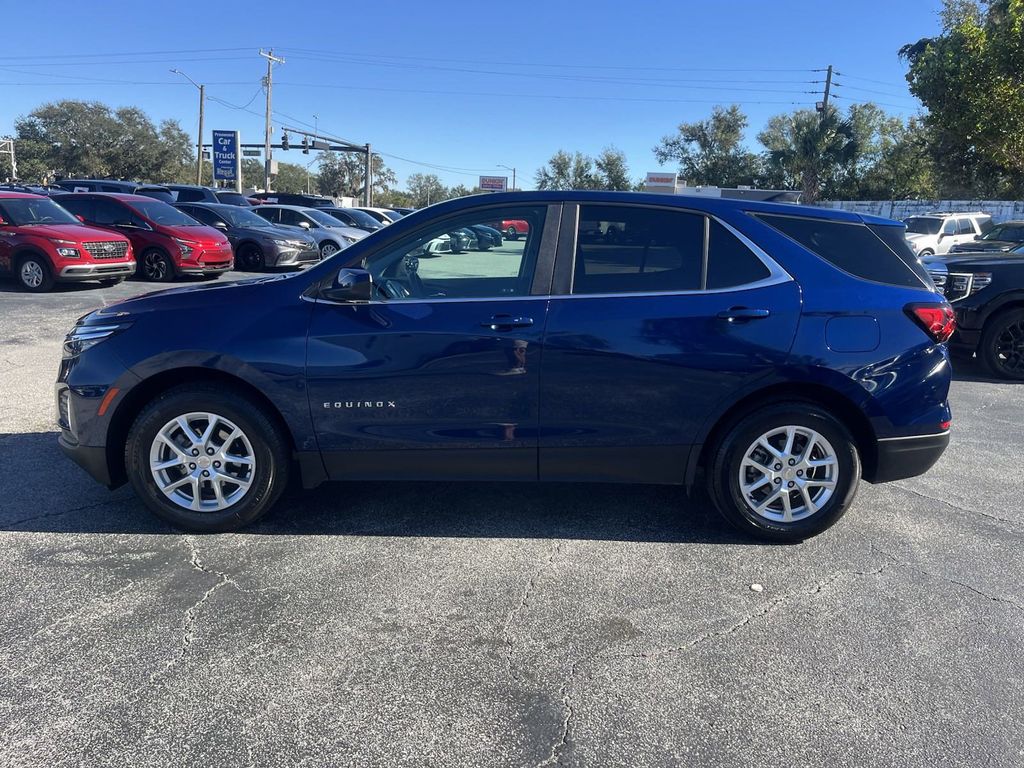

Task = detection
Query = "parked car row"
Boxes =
[0,185,412,291]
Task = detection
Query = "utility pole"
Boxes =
[820,64,833,120]
[499,164,516,191]
[364,143,372,206]
[259,49,285,192]
[170,69,205,185]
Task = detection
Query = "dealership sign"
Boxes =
[212,130,241,182]
[479,175,508,192]
[644,171,678,193]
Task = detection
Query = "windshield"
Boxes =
[132,200,204,226]
[904,217,942,235]
[221,207,274,228]
[216,192,251,206]
[0,197,81,226]
[306,209,348,227]
[982,223,1024,241]
[336,208,382,228]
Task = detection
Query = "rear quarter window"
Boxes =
[755,214,928,289]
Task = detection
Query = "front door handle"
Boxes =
[482,314,534,331]
[717,307,771,323]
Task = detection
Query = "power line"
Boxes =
[0,46,256,61]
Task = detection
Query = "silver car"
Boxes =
[253,204,368,258]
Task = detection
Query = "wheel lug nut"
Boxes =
[206,448,215,455]
[788,459,796,466]
[191,449,200,456]
[775,478,782,484]
[774,464,782,471]
[797,470,803,476]
[213,461,221,468]
[788,481,795,488]
[202,470,210,477]
[189,463,196,470]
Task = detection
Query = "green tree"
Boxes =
[318,151,396,200]
[900,0,1024,196]
[10,100,193,183]
[405,173,447,207]
[535,150,598,190]
[594,146,636,190]
[653,105,761,187]
[758,108,858,203]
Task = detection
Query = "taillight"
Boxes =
[905,303,956,343]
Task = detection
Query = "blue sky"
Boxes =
[0,0,944,189]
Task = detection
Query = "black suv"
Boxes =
[54,180,175,202]
[926,246,1024,379]
[250,192,335,208]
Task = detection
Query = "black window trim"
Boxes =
[555,201,791,299]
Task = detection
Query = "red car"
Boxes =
[0,191,134,292]
[498,219,530,240]
[59,193,233,282]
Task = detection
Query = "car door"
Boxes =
[0,200,17,273]
[538,202,801,483]
[937,218,957,253]
[305,202,558,481]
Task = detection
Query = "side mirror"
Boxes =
[0,216,8,226]
[213,221,228,230]
[299,220,312,229]
[75,214,86,223]
[324,268,373,302]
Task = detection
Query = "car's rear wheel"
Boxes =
[918,249,934,257]
[16,254,55,292]
[979,307,1024,380]
[237,243,265,271]
[320,241,339,259]
[140,249,175,282]
[707,402,860,542]
[505,226,518,241]
[125,385,290,532]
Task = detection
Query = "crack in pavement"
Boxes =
[890,483,1021,531]
[536,658,579,767]
[151,537,242,679]
[502,541,564,682]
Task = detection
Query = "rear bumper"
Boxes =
[866,431,950,483]
[58,261,136,281]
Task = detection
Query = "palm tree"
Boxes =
[761,108,859,203]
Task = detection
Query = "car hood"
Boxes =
[17,223,128,242]
[905,232,933,242]
[233,225,314,244]
[164,225,231,246]
[928,252,1024,270]
[953,239,1018,252]
[82,273,300,323]
[325,225,369,239]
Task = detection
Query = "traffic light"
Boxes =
[281,132,290,151]
[302,137,309,154]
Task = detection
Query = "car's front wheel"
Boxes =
[140,249,176,282]
[319,241,339,259]
[505,226,518,241]
[979,307,1024,380]
[17,254,55,292]
[125,385,290,532]
[707,402,860,542]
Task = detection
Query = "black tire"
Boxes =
[505,226,518,241]
[15,253,55,292]
[237,243,265,271]
[707,402,861,542]
[918,249,934,257]
[978,307,1024,381]
[125,384,290,532]
[98,277,125,287]
[140,248,176,282]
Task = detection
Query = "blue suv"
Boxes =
[57,191,953,541]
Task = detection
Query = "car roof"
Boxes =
[254,203,320,211]
[0,191,45,199]
[69,192,166,203]
[174,201,238,213]
[411,190,901,226]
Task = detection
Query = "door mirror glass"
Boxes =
[75,214,86,223]
[213,220,228,230]
[325,268,374,302]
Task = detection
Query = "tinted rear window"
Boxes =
[756,214,927,288]
[706,220,771,289]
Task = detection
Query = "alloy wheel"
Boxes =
[20,260,44,288]
[738,426,838,523]
[321,243,338,258]
[144,252,167,280]
[149,412,256,512]
[992,319,1024,376]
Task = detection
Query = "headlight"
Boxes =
[970,272,992,294]
[49,238,80,258]
[342,235,359,244]
[173,238,197,257]
[62,323,131,358]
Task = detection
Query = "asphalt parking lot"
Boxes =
[1,276,1022,768]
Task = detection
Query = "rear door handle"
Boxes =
[482,314,534,331]
[717,307,770,322]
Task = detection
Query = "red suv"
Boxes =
[0,192,134,292]
[59,193,233,282]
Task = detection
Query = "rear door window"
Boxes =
[756,214,928,289]
[956,218,975,235]
[706,220,772,289]
[573,205,703,294]
[58,197,94,221]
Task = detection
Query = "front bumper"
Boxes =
[59,434,114,486]
[867,431,950,483]
[272,246,320,267]
[58,261,136,281]
[180,260,233,275]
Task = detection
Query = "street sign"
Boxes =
[212,130,241,183]
[478,175,508,192]
[312,140,330,150]
[242,148,262,157]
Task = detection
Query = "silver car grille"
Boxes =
[82,241,129,260]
